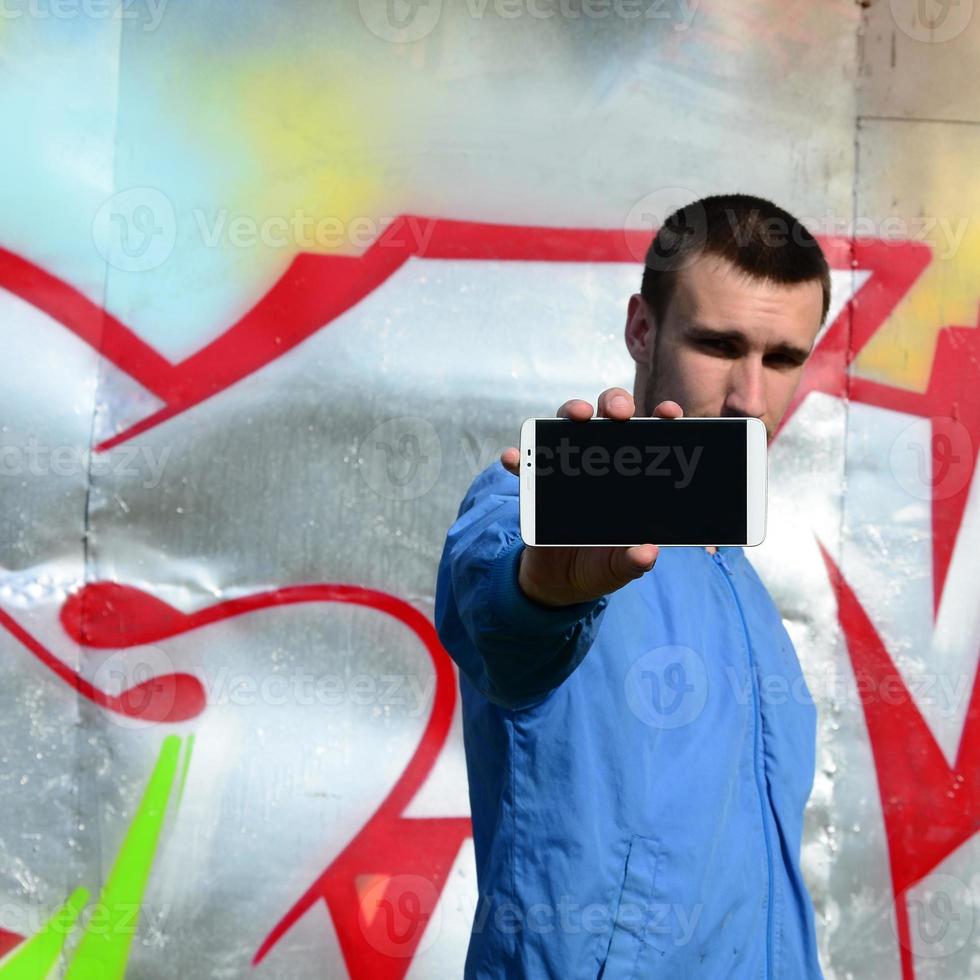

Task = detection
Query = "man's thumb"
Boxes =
[614,544,659,581]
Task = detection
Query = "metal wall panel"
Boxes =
[0,2,976,977]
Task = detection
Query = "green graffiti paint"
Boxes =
[0,887,89,979]
[0,735,191,980]
[64,735,182,980]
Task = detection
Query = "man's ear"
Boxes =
[624,293,656,366]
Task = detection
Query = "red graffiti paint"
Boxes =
[774,237,932,440]
[60,580,467,979]
[847,323,980,616]
[0,218,653,453]
[0,929,22,959]
[0,222,954,977]
[0,605,205,723]
[816,322,980,980]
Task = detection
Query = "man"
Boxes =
[434,194,828,978]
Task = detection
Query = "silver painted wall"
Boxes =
[0,2,977,977]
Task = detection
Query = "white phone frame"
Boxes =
[519,416,767,547]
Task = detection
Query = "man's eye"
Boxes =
[700,339,734,354]
[767,354,801,368]
[697,339,801,369]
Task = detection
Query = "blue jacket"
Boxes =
[435,461,823,979]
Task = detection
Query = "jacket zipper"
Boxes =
[712,549,774,978]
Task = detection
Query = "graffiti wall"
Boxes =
[0,1,977,977]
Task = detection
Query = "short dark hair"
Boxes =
[640,193,831,329]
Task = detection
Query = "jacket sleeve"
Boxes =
[434,460,610,710]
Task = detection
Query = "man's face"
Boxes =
[627,253,825,443]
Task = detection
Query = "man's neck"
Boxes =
[705,546,717,555]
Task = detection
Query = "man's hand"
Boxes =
[499,388,684,607]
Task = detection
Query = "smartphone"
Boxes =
[519,416,767,547]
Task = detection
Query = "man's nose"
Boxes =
[725,357,768,420]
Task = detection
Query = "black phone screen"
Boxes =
[533,418,748,545]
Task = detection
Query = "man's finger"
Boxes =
[500,447,520,475]
[652,399,684,419]
[597,387,634,420]
[557,399,593,420]
[611,543,659,581]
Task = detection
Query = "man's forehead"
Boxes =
[676,252,807,299]
[672,253,823,333]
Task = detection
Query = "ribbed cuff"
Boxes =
[487,535,608,635]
